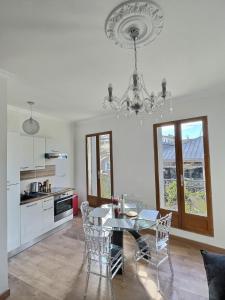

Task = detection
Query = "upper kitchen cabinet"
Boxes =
[20,135,45,171]
[45,137,63,154]
[34,136,45,169]
[7,131,20,184]
[20,135,34,171]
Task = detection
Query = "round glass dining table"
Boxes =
[88,202,159,274]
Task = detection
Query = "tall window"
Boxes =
[153,116,213,236]
[86,131,113,207]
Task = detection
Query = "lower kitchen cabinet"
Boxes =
[7,183,21,252]
[20,197,55,246]
[42,197,54,233]
[21,200,43,244]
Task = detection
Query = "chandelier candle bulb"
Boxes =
[108,84,113,101]
[133,72,138,89]
[162,78,167,98]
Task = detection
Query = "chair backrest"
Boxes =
[80,201,89,224]
[83,224,112,261]
[155,212,172,244]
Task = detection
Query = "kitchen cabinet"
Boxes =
[20,135,34,170]
[45,137,63,154]
[7,131,20,184]
[7,131,21,252]
[42,197,54,233]
[20,135,45,171]
[21,200,43,244]
[45,137,67,186]
[7,184,20,252]
[34,136,45,169]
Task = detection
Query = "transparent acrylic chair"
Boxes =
[83,224,124,300]
[134,212,173,291]
[81,201,90,224]
[80,201,90,264]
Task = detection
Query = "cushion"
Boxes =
[201,250,225,300]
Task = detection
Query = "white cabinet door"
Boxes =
[21,200,42,244]
[7,132,20,184]
[7,183,21,252]
[34,137,45,169]
[42,197,54,233]
[20,135,34,171]
[45,137,63,154]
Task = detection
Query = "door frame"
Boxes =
[153,116,213,236]
[85,131,114,207]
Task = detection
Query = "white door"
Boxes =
[21,200,42,244]
[34,136,45,169]
[7,183,21,252]
[7,132,20,184]
[20,135,34,170]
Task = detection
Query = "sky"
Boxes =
[161,121,203,139]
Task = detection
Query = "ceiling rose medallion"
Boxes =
[105,0,164,48]
[103,0,172,117]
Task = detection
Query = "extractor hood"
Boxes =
[45,153,68,159]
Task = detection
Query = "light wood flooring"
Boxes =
[8,216,209,300]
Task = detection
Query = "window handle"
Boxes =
[180,174,184,187]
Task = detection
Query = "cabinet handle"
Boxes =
[21,167,29,170]
[27,202,38,208]
[43,207,53,211]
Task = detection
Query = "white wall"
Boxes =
[74,88,225,248]
[7,106,75,189]
[0,77,8,294]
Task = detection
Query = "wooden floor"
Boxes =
[8,216,209,300]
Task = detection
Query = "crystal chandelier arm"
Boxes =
[140,75,152,100]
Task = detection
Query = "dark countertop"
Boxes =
[20,187,75,205]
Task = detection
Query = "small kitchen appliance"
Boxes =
[30,182,42,193]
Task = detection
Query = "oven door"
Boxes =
[54,196,73,222]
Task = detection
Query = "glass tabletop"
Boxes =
[90,202,159,231]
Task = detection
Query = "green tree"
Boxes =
[165,180,206,215]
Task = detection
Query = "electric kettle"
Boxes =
[30,182,42,193]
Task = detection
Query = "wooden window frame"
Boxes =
[153,116,214,236]
[85,131,114,207]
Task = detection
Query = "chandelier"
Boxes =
[103,0,171,116]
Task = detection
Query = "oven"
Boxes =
[54,190,73,222]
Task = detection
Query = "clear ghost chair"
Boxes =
[83,224,124,299]
[134,212,173,291]
[81,201,90,224]
[80,201,90,264]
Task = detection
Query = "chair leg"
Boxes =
[156,265,160,292]
[122,254,125,276]
[82,243,87,265]
[109,279,115,300]
[167,248,174,277]
[135,258,138,277]
[84,270,90,299]
[107,266,115,300]
[99,257,102,279]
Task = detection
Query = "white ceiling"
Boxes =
[1,0,225,121]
